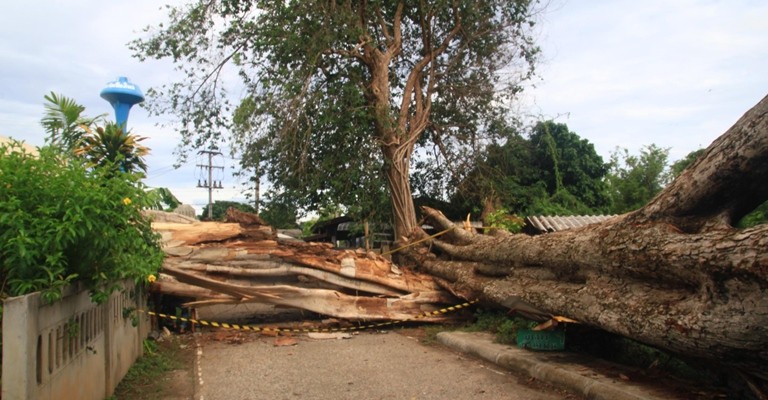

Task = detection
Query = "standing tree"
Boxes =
[450,120,609,217]
[528,121,609,212]
[75,123,150,174]
[131,0,541,239]
[606,144,670,214]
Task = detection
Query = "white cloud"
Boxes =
[1,0,767,208]
[529,0,768,161]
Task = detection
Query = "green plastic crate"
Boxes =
[516,329,565,351]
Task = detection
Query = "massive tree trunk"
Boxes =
[350,1,462,240]
[413,94,768,379]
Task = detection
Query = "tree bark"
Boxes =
[413,94,768,379]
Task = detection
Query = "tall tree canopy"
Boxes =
[450,120,609,218]
[131,0,541,238]
[528,121,609,211]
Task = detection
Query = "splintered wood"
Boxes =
[151,210,457,323]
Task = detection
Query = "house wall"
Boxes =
[2,281,150,399]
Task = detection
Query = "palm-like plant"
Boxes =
[40,92,105,151]
[75,123,150,173]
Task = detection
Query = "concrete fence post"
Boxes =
[2,291,40,399]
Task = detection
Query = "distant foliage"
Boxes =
[484,208,524,233]
[452,120,610,218]
[669,148,705,179]
[0,141,163,303]
[605,144,670,214]
[200,200,256,221]
[259,199,299,229]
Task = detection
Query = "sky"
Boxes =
[1,0,766,214]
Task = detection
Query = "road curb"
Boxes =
[437,331,676,400]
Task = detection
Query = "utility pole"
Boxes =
[252,168,260,215]
[196,150,224,219]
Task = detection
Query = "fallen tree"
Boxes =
[151,208,456,323]
[411,94,768,380]
[150,96,767,385]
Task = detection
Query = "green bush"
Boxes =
[484,208,524,233]
[0,141,164,303]
[466,309,537,344]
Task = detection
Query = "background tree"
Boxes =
[258,195,300,229]
[131,0,542,239]
[528,121,609,212]
[450,120,608,218]
[669,148,704,179]
[41,93,150,174]
[200,200,256,221]
[606,144,670,214]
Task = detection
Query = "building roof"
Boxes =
[525,215,617,234]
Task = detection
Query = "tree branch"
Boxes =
[397,0,461,137]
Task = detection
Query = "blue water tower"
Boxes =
[100,76,144,133]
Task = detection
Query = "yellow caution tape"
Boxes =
[381,227,455,256]
[138,299,479,334]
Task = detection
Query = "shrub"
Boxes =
[484,208,525,233]
[466,309,537,344]
[0,141,163,303]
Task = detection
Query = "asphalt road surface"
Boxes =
[197,330,576,400]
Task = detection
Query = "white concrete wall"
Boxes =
[2,281,150,399]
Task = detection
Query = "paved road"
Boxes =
[196,331,575,400]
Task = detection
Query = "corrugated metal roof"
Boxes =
[525,215,617,234]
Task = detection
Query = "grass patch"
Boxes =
[109,335,194,400]
[463,308,538,345]
[422,324,448,345]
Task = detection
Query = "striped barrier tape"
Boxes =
[138,299,479,334]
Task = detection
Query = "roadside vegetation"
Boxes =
[109,335,195,400]
[0,93,165,378]
[427,309,715,389]
[0,93,163,304]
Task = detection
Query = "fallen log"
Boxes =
[151,212,458,323]
[411,94,768,381]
